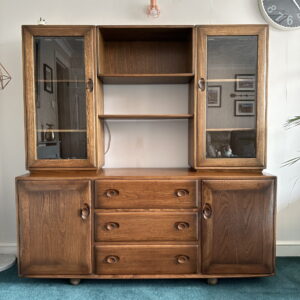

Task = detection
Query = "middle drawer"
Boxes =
[95,212,198,242]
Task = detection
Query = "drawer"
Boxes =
[95,180,198,209]
[95,212,198,242]
[95,245,198,275]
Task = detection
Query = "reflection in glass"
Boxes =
[34,37,87,159]
[206,36,258,159]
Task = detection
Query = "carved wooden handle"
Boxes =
[80,203,90,220]
[176,255,190,264]
[105,255,120,264]
[105,189,119,198]
[175,189,189,197]
[105,222,120,231]
[86,78,94,92]
[175,222,190,230]
[202,203,212,219]
[198,78,205,91]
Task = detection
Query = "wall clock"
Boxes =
[258,0,300,30]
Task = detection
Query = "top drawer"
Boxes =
[95,180,198,209]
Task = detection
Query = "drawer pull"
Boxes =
[175,222,190,230]
[105,222,120,231]
[176,255,190,264]
[105,255,120,264]
[175,189,189,197]
[80,203,90,220]
[105,189,119,198]
[202,203,212,219]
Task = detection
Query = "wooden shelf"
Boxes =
[206,128,255,132]
[98,73,194,84]
[207,79,256,83]
[99,114,194,120]
[37,129,87,133]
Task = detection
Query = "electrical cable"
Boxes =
[104,120,111,155]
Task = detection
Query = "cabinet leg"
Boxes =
[207,278,218,285]
[69,279,81,285]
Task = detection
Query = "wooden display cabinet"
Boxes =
[16,25,276,285]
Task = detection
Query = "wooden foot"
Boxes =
[207,278,218,285]
[70,279,81,285]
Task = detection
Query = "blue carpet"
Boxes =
[0,258,299,300]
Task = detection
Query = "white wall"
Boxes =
[0,0,300,255]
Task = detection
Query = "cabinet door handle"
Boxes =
[198,78,205,91]
[80,203,90,220]
[202,203,212,219]
[105,189,119,198]
[175,189,189,197]
[105,222,120,231]
[86,78,94,92]
[176,255,190,264]
[175,222,190,230]
[105,255,120,264]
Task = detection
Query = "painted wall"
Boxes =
[0,0,300,255]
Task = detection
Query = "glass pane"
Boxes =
[206,36,257,159]
[34,37,87,159]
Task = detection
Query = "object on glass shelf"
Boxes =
[235,74,256,92]
[45,123,55,142]
[147,0,160,18]
[0,63,12,90]
[222,144,237,158]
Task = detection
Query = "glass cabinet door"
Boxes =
[23,26,98,169]
[197,26,268,168]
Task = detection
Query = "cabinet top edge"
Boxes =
[21,24,268,29]
[16,168,276,180]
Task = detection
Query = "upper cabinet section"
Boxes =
[22,26,99,170]
[196,25,268,169]
[97,26,195,84]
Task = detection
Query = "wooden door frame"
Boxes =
[22,25,98,170]
[196,25,268,169]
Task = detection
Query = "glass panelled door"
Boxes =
[197,26,267,168]
[22,26,97,169]
[35,37,87,160]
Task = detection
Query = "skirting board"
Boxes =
[1,242,300,256]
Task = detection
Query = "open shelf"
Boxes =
[99,114,193,120]
[98,27,194,77]
[98,73,194,84]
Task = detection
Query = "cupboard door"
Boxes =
[196,25,268,169]
[202,179,275,275]
[22,26,100,170]
[17,180,92,275]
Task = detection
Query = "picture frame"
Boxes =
[207,85,222,107]
[234,100,256,116]
[43,64,53,94]
[235,74,256,92]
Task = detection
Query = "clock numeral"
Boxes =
[275,12,286,22]
[267,5,277,13]
[287,15,294,25]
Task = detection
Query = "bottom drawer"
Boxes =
[95,245,198,275]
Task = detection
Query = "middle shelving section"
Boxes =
[97,26,196,168]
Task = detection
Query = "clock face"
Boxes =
[260,0,300,29]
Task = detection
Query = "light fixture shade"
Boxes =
[0,63,12,89]
[147,0,160,18]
